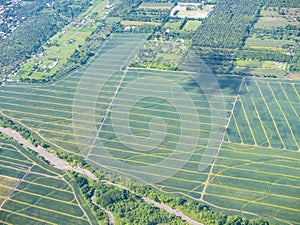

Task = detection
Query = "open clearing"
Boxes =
[182,20,202,31]
[1,33,300,224]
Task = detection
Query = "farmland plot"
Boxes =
[204,142,300,224]
[0,138,98,225]
[1,32,300,224]
[227,78,300,151]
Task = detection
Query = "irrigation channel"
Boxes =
[0,127,203,225]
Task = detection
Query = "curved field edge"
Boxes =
[0,137,102,225]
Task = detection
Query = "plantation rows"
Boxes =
[0,139,96,225]
[227,78,300,150]
[0,34,239,199]
[1,33,300,224]
[205,142,300,224]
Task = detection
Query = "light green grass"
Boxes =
[164,20,184,31]
[182,20,202,31]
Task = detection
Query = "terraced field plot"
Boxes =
[0,138,98,225]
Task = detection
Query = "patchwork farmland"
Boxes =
[0,138,99,225]
[0,33,300,224]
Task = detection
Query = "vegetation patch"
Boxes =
[0,138,103,225]
[182,20,202,31]
[138,2,173,10]
[121,20,161,26]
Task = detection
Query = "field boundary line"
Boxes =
[38,121,223,142]
[292,83,300,98]
[240,98,257,145]
[0,164,28,173]
[16,114,223,137]
[213,174,300,189]
[1,89,231,115]
[244,82,271,147]
[204,192,300,212]
[254,81,286,149]
[210,160,300,180]
[0,220,13,225]
[212,163,300,179]
[0,165,32,210]
[157,184,204,194]
[62,176,93,225]
[0,112,76,155]
[8,198,88,220]
[208,183,300,200]
[232,113,243,143]
[200,77,245,200]
[19,180,73,193]
[90,157,206,183]
[202,198,292,225]
[268,82,299,149]
[0,155,32,166]
[0,208,56,225]
[28,171,60,179]
[0,159,30,170]
[280,83,300,121]
[90,158,205,184]
[12,189,78,206]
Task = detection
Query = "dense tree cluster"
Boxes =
[94,183,185,225]
[192,0,259,49]
[109,0,171,23]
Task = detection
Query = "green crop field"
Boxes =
[204,142,300,225]
[1,33,300,224]
[245,37,295,50]
[138,2,173,9]
[0,33,239,199]
[0,138,99,225]
[227,78,300,150]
